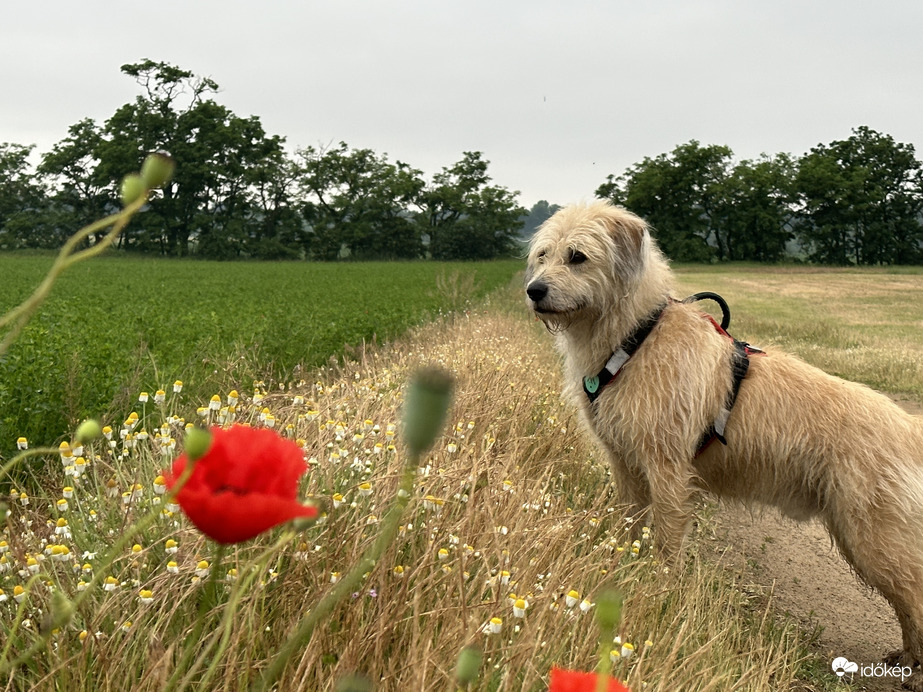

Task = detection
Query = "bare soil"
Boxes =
[708,395,923,691]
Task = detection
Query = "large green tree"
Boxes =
[39,59,299,259]
[296,143,425,260]
[712,154,796,262]
[795,127,923,265]
[0,143,53,249]
[419,152,525,260]
[597,141,732,261]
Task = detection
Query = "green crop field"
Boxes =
[0,255,521,457]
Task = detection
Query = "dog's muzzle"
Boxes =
[526,281,549,304]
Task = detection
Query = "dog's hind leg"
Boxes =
[829,514,923,688]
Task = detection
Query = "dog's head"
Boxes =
[525,201,652,331]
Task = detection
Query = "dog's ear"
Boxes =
[601,206,647,257]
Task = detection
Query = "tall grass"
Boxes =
[0,282,814,691]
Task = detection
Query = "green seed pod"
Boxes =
[402,367,454,457]
[140,151,176,189]
[184,427,213,462]
[455,645,483,684]
[74,419,102,444]
[50,590,76,629]
[120,173,147,207]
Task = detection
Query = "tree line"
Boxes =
[3,59,922,265]
[0,60,526,261]
[596,128,923,264]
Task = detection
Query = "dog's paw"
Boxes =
[903,670,923,692]
[886,648,918,668]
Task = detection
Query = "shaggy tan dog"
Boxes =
[526,200,923,689]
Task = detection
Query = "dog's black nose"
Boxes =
[526,282,548,302]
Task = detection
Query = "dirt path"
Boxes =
[709,395,923,691]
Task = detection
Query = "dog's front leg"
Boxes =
[608,452,652,540]
[645,460,696,564]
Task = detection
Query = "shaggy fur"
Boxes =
[526,200,923,689]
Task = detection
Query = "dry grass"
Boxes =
[674,265,923,400]
[0,283,814,691]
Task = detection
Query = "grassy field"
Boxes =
[0,256,521,458]
[2,262,921,690]
[674,264,923,399]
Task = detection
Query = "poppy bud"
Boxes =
[75,419,102,444]
[140,151,176,189]
[455,645,483,684]
[402,367,454,457]
[48,590,75,630]
[184,427,213,462]
[120,173,147,207]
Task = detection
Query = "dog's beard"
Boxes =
[533,306,583,334]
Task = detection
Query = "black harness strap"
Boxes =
[582,304,666,403]
[582,293,763,456]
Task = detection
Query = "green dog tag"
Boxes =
[584,375,600,393]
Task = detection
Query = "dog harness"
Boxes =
[582,293,762,455]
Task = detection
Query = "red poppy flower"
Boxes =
[166,425,318,544]
[548,667,631,692]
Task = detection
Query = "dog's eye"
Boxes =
[568,250,587,265]
[536,249,546,263]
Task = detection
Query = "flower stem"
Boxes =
[165,542,227,692]
[256,457,419,690]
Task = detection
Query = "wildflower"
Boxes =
[153,475,167,495]
[26,556,39,575]
[102,426,113,440]
[486,617,502,635]
[209,395,221,411]
[13,585,26,603]
[55,518,71,539]
[138,589,154,604]
[120,621,133,633]
[580,599,594,613]
[513,598,528,618]
[165,425,318,544]
[330,571,341,584]
[437,548,449,561]
[173,380,183,393]
[226,568,238,581]
[166,561,179,574]
[16,436,27,450]
[446,442,458,454]
[393,565,405,578]
[332,493,344,509]
[548,667,630,692]
[56,498,69,512]
[358,482,372,497]
[139,392,149,403]
[620,642,635,659]
[195,561,210,578]
[0,588,6,602]
[103,576,119,592]
[165,539,178,554]
[19,492,28,506]
[0,540,7,554]
[565,590,580,608]
[227,390,239,406]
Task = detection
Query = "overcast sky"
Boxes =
[2,1,921,207]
